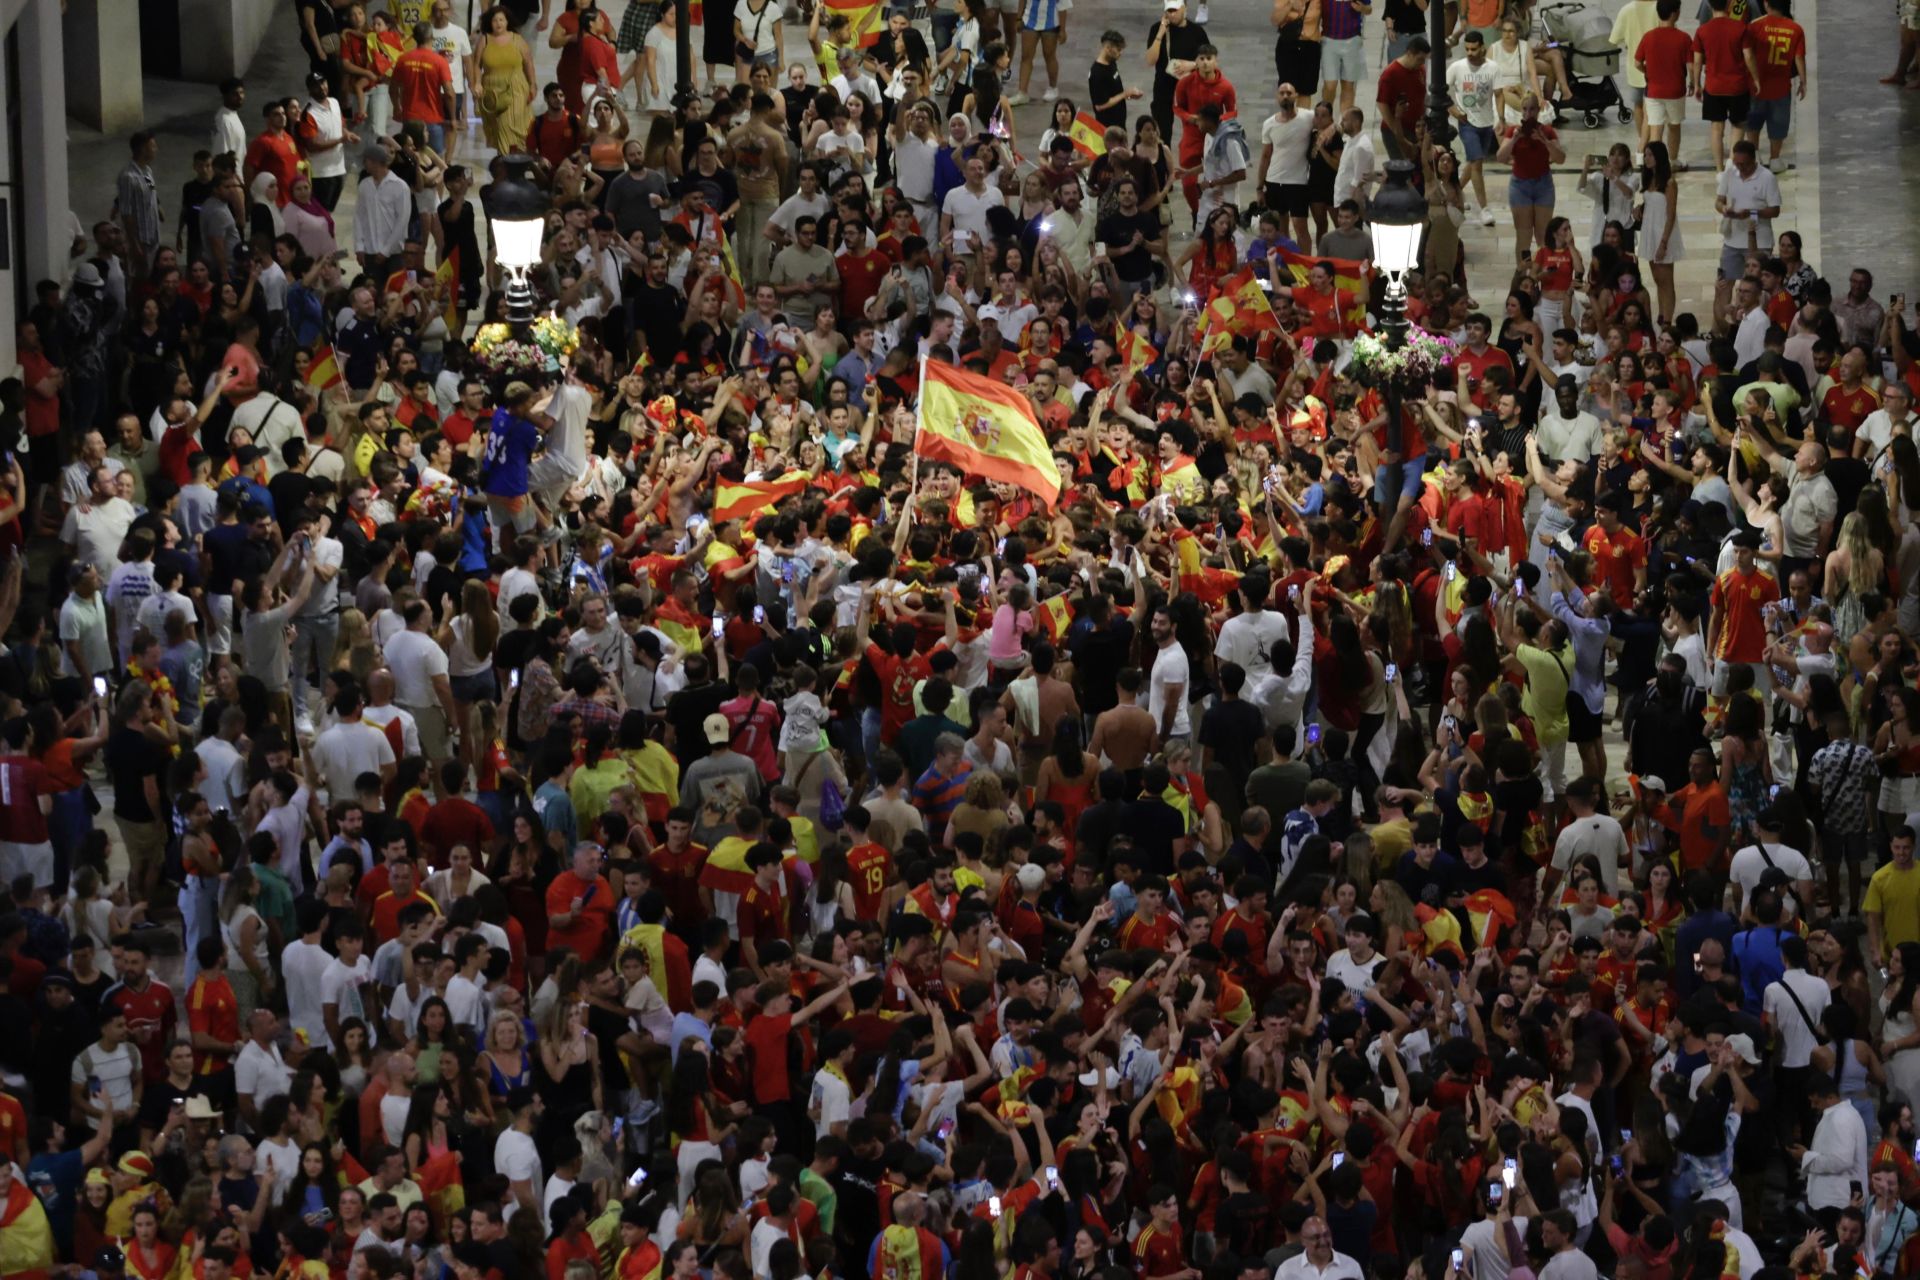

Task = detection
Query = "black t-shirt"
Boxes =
[587,1001,633,1097]
[630,282,688,366]
[666,679,735,765]
[1198,699,1265,792]
[1382,0,1424,34]
[298,0,338,63]
[1089,60,1126,128]
[1120,796,1187,875]
[1150,18,1209,91]
[106,726,167,823]
[1068,619,1133,716]
[268,472,314,536]
[1097,211,1160,283]
[204,524,274,598]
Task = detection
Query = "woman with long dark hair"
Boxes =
[1033,714,1098,858]
[1637,140,1682,322]
[1882,942,1920,1110]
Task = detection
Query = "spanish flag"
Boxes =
[698,833,756,897]
[436,248,460,335]
[1117,326,1159,376]
[713,471,810,523]
[0,1176,53,1280]
[915,360,1060,509]
[1067,112,1107,163]
[1464,888,1519,954]
[416,1150,466,1221]
[1197,267,1283,357]
[826,0,884,45]
[1038,594,1073,643]
[1271,245,1371,330]
[653,597,707,656]
[306,342,343,391]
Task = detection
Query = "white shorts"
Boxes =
[1645,96,1686,126]
[209,593,234,655]
[1537,738,1569,802]
[0,840,53,888]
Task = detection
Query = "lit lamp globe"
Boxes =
[487,153,548,330]
[1367,159,1426,291]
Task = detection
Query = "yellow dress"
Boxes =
[478,35,534,153]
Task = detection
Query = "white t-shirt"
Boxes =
[311,721,396,803]
[1147,641,1192,738]
[1460,1216,1529,1280]
[318,954,373,1050]
[1261,111,1313,185]
[72,1038,143,1111]
[941,182,1005,244]
[1763,969,1830,1068]
[428,24,473,91]
[495,1127,544,1223]
[1447,57,1500,130]
[385,628,451,708]
[1325,948,1383,997]
[301,97,349,180]
[1551,814,1628,894]
[235,1039,295,1107]
[734,0,780,54]
[1716,162,1782,250]
[1215,609,1290,678]
[810,1065,852,1138]
[281,937,333,1047]
[498,567,543,626]
[256,1136,302,1204]
[1729,841,1812,913]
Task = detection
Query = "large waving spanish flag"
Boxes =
[1271,245,1371,330]
[713,470,809,524]
[825,0,885,46]
[1196,266,1281,356]
[916,360,1060,509]
[1067,112,1108,163]
[306,342,343,391]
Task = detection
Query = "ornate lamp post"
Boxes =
[673,0,696,109]
[1368,159,1428,445]
[485,153,548,334]
[1426,4,1455,147]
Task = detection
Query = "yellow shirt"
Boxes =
[1866,861,1920,955]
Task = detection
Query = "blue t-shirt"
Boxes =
[204,523,256,597]
[27,1148,84,1245]
[459,497,492,572]
[482,408,540,498]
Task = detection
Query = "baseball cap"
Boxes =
[702,713,732,745]
[1725,1033,1762,1065]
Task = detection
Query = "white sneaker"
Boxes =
[1480,206,1496,225]
[1006,91,1031,106]
[1042,86,1060,102]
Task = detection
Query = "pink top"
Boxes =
[989,603,1034,661]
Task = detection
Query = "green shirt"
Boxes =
[798,1167,838,1236]
[1515,643,1572,748]
[253,863,297,947]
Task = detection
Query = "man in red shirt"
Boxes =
[743,976,849,1157]
[546,842,617,963]
[1823,347,1881,432]
[370,858,441,944]
[390,22,454,153]
[1454,313,1516,410]
[1635,0,1694,157]
[1691,0,1761,171]
[1708,529,1779,690]
[1582,494,1648,610]
[242,102,302,207]
[103,937,176,1083]
[16,321,63,518]
[1375,38,1430,160]
[440,379,489,448]
[736,845,791,975]
[1289,261,1360,342]
[1742,0,1805,166]
[835,220,892,324]
[420,760,497,869]
[186,939,243,1097]
[1172,46,1236,215]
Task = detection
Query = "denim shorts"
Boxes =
[1745,94,1792,140]
[1321,35,1366,83]
[1509,174,1555,208]
[1374,455,1429,506]
[1460,123,1497,162]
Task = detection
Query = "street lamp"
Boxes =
[673,0,695,109]
[1368,159,1425,346]
[486,153,547,331]
[1425,12,1454,147]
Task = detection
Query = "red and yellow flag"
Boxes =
[416,1150,466,1221]
[1038,594,1073,643]
[713,470,809,524]
[306,342,343,391]
[825,0,885,46]
[1196,267,1281,356]
[1067,112,1108,163]
[915,360,1060,509]
[1271,245,1371,330]
[1117,326,1159,376]
[653,598,708,656]
[436,248,459,336]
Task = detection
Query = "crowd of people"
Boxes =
[3,0,1920,1280]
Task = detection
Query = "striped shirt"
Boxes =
[1323,0,1365,41]
[116,161,162,251]
[911,761,972,828]
[1020,0,1063,32]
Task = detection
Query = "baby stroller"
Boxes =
[1539,1,1635,128]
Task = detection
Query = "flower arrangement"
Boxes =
[470,315,582,380]
[1348,325,1458,387]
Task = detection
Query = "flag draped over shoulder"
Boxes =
[416,1150,466,1220]
[1196,267,1281,356]
[826,0,885,46]
[1271,245,1371,329]
[713,471,809,523]
[698,834,757,897]
[306,343,343,390]
[915,360,1060,508]
[653,598,708,655]
[1067,112,1107,162]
